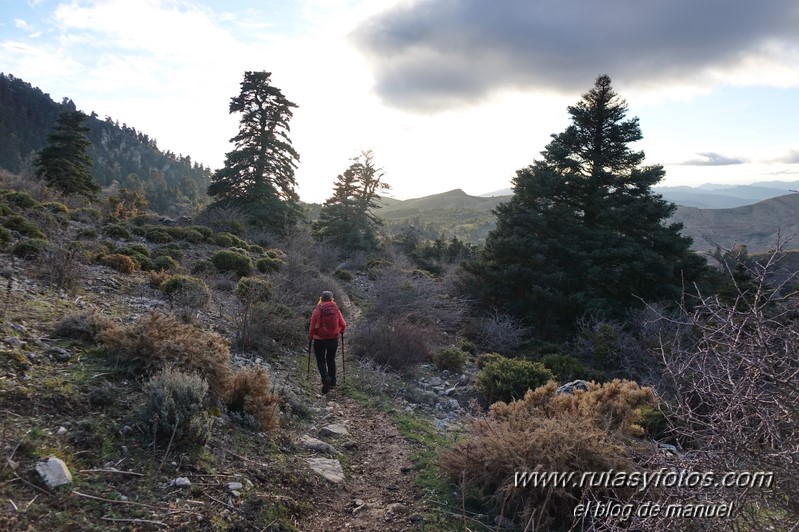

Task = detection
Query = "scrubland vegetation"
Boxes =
[0,71,796,531]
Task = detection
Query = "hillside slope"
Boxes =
[672,193,799,252]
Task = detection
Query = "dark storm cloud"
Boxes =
[680,153,746,166]
[352,0,799,111]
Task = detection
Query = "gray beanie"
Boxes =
[321,291,333,301]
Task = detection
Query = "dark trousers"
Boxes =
[313,337,338,385]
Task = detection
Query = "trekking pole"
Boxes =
[341,333,345,385]
[307,338,312,379]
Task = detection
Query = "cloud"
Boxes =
[680,152,746,166]
[352,0,799,111]
[776,149,799,164]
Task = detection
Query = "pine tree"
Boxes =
[470,75,707,339]
[207,71,300,231]
[34,110,99,197]
[313,150,390,254]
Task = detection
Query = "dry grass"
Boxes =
[96,312,233,401]
[440,380,656,529]
[51,310,115,342]
[226,365,280,432]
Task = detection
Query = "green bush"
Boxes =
[213,233,234,247]
[2,191,38,209]
[255,256,284,273]
[248,244,265,254]
[104,224,131,240]
[189,225,213,240]
[145,227,172,244]
[476,352,504,369]
[634,404,668,438]
[153,255,178,272]
[78,228,98,239]
[539,353,605,383]
[139,367,213,449]
[211,250,253,277]
[3,215,45,239]
[0,226,11,248]
[334,268,353,281]
[118,243,151,257]
[192,259,216,275]
[11,238,48,259]
[154,245,185,261]
[432,346,469,372]
[160,275,211,309]
[458,338,478,355]
[476,355,555,404]
[235,277,272,303]
[40,201,69,216]
[214,232,248,248]
[115,244,153,271]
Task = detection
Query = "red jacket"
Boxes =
[309,301,346,340]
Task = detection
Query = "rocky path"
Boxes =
[296,392,429,531]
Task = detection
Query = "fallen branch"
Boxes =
[79,469,144,476]
[101,516,168,528]
[72,490,162,509]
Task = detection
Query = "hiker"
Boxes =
[309,290,346,393]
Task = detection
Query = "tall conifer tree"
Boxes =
[35,110,99,197]
[207,71,300,230]
[313,151,389,254]
[470,75,707,339]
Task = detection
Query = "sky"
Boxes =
[2,0,798,203]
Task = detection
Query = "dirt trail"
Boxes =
[295,392,428,531]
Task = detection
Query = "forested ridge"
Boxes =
[0,73,211,215]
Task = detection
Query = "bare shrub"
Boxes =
[462,307,528,356]
[346,357,397,398]
[367,262,466,332]
[96,313,232,401]
[251,303,306,349]
[571,316,650,379]
[647,244,799,530]
[194,203,248,235]
[38,239,85,290]
[160,274,211,322]
[139,367,213,449]
[350,317,433,370]
[51,310,114,342]
[440,380,656,530]
[225,366,280,432]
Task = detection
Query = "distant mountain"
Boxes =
[654,184,793,209]
[377,188,799,251]
[671,193,799,253]
[377,189,508,243]
[379,188,507,214]
[0,73,211,214]
[480,182,798,208]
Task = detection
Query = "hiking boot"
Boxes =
[322,376,332,394]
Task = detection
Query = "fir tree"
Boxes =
[207,71,300,231]
[313,151,390,254]
[34,110,99,197]
[469,75,707,339]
